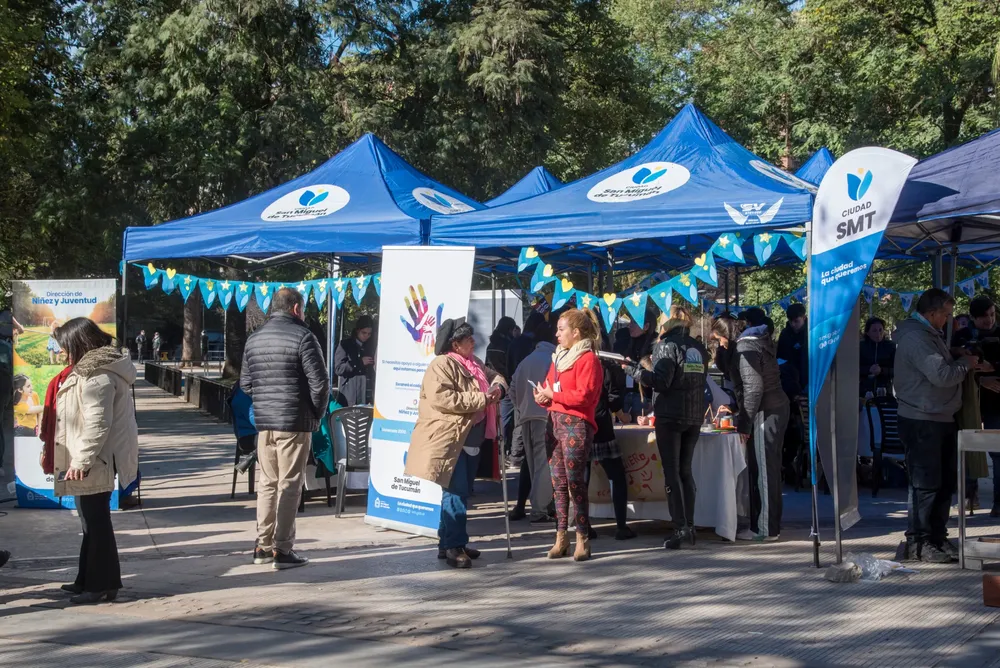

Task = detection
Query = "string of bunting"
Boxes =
[516,229,807,333]
[133,263,381,313]
[863,269,991,313]
[702,285,807,318]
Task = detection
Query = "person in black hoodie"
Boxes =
[591,355,636,540]
[859,317,895,397]
[486,316,519,379]
[732,308,790,541]
[334,315,375,406]
[777,303,808,393]
[630,306,708,549]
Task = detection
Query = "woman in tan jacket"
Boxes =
[51,318,139,605]
[404,318,506,569]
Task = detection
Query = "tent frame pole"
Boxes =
[723,268,731,312]
[831,364,843,565]
[806,241,821,569]
[328,255,338,386]
[734,267,740,306]
[122,263,129,351]
[491,273,497,329]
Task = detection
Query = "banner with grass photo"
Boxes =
[11,279,119,510]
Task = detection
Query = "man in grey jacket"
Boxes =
[894,288,979,563]
[509,325,557,523]
[241,288,330,570]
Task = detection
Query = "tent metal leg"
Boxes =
[122,263,129,348]
[491,273,497,329]
[734,267,740,306]
[328,255,338,386]
[831,365,842,565]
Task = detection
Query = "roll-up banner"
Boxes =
[809,148,917,529]
[364,246,476,537]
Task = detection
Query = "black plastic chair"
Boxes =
[329,406,374,517]
[870,396,905,497]
[230,431,255,499]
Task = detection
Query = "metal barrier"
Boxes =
[183,373,232,423]
[144,363,182,396]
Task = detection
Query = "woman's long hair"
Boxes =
[560,308,601,348]
[660,305,693,334]
[54,318,113,364]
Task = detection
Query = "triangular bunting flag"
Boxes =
[254,282,274,312]
[312,279,330,309]
[177,274,199,303]
[762,304,773,316]
[778,296,792,311]
[711,233,745,264]
[959,278,976,298]
[352,275,370,305]
[599,294,623,333]
[648,281,673,315]
[199,278,218,308]
[373,274,382,297]
[861,285,876,303]
[218,280,235,310]
[518,246,541,273]
[689,251,718,287]
[975,271,990,289]
[295,280,312,303]
[332,277,350,308]
[753,232,781,266]
[139,263,161,289]
[671,273,698,305]
[575,291,600,311]
[782,233,807,261]
[552,278,576,311]
[792,286,807,302]
[234,282,252,312]
[160,268,177,295]
[622,291,649,329]
[900,293,916,313]
[529,263,556,294]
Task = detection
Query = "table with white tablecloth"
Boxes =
[589,426,747,541]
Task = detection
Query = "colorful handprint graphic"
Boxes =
[400,284,443,356]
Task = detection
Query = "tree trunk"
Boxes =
[183,290,203,364]
[223,305,246,379]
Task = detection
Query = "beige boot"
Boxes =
[547,530,569,559]
[573,531,591,562]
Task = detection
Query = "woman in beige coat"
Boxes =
[51,318,139,604]
[404,318,506,569]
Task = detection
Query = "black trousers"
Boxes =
[74,492,122,593]
[654,422,701,528]
[596,456,629,529]
[515,459,531,508]
[746,404,790,537]
[898,416,957,546]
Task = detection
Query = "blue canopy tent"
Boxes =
[122,133,482,262]
[432,104,816,281]
[485,166,563,207]
[795,148,835,185]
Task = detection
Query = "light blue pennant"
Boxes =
[352,275,370,305]
[311,279,330,309]
[332,277,350,308]
[598,294,623,333]
[689,251,718,287]
[959,278,976,298]
[622,291,649,328]
[762,304,773,316]
[861,285,876,303]
[552,278,576,311]
[294,280,312,303]
[976,271,990,289]
[778,296,793,311]
[899,293,916,313]
[217,279,235,310]
[711,233,745,264]
[574,291,600,312]
[671,273,698,305]
[199,278,218,308]
[234,282,252,312]
[517,247,542,273]
[176,274,198,303]
[648,281,673,315]
[254,283,275,312]
[529,263,556,294]
[792,286,807,302]
[373,273,382,297]
[782,233,808,261]
[160,270,177,295]
[753,232,781,266]
[877,287,893,300]
[138,264,161,289]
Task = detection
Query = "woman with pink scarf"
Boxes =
[405,318,507,569]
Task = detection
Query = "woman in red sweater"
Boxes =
[534,308,604,562]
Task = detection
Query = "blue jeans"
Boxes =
[438,421,485,550]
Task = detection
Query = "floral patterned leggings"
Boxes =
[547,412,594,534]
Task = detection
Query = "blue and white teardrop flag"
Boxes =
[518,246,542,273]
[373,273,382,297]
[976,271,990,290]
[140,263,162,289]
[234,282,252,312]
[648,281,673,315]
[254,283,274,312]
[782,232,808,260]
[623,291,649,329]
[311,279,330,309]
[959,278,977,298]
[599,294,623,333]
[352,275,370,305]
[670,273,698,305]
[689,251,719,287]
[552,278,576,311]
[199,278,218,308]
[861,285,876,303]
[529,262,556,293]
[294,280,312,303]
[753,232,781,266]
[332,278,350,308]
[711,233,745,264]
[899,292,916,312]
[177,275,199,303]
[218,280,235,310]
[808,147,917,485]
[160,269,177,295]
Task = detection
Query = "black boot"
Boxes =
[664,527,689,550]
[70,590,118,605]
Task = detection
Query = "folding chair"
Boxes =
[329,406,374,517]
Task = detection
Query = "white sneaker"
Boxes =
[761,534,780,542]
[736,530,757,541]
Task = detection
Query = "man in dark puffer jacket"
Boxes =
[241,288,330,570]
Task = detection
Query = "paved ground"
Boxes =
[3,372,1000,666]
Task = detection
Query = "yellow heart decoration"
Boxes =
[525,247,538,259]
[165,268,177,280]
[561,278,574,292]
[147,262,156,275]
[694,254,707,267]
[542,264,553,278]
[603,293,617,306]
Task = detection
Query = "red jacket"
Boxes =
[545,350,604,429]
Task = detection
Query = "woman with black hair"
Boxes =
[593,356,636,540]
[334,315,375,406]
[486,316,520,379]
[859,317,895,397]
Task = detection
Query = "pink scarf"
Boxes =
[447,352,497,439]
